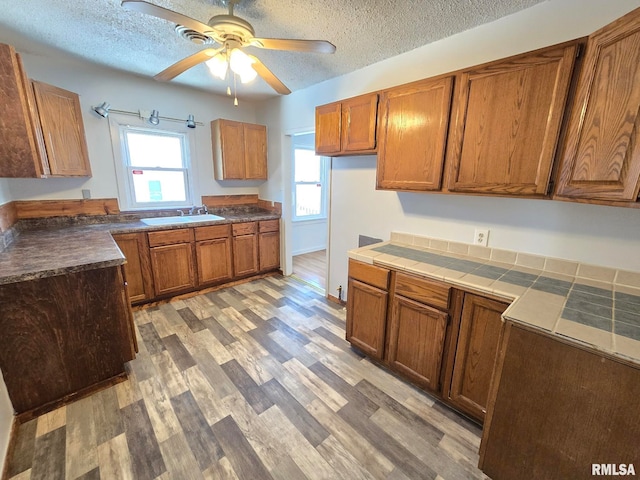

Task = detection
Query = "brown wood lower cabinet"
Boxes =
[346,278,389,359]
[149,242,196,296]
[480,322,640,479]
[232,222,259,277]
[112,232,153,303]
[258,220,280,272]
[0,266,135,414]
[345,259,507,424]
[195,224,233,285]
[196,237,232,285]
[446,293,508,422]
[387,295,448,392]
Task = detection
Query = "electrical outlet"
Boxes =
[474,228,489,247]
[81,189,91,199]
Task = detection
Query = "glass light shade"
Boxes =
[206,54,228,80]
[229,49,257,84]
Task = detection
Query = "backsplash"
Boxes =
[387,232,640,287]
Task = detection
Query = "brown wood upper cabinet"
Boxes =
[376,76,454,191]
[555,8,640,204]
[0,43,92,178]
[346,259,390,360]
[211,119,267,180]
[315,93,378,156]
[445,42,578,196]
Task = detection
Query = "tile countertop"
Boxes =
[0,208,280,286]
[349,234,640,365]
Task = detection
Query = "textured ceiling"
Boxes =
[0,0,544,100]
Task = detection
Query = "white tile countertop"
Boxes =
[349,233,640,365]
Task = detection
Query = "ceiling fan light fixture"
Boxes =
[206,53,228,80]
[229,48,257,84]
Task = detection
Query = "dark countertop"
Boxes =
[0,208,280,286]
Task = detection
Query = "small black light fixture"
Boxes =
[186,114,196,129]
[92,102,111,118]
[149,109,160,125]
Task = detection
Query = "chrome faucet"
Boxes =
[188,205,208,215]
[177,209,184,216]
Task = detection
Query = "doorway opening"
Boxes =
[290,132,328,292]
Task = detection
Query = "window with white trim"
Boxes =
[113,124,193,210]
[292,147,327,221]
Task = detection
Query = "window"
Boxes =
[292,147,327,221]
[113,124,193,210]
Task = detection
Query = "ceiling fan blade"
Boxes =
[121,0,213,35]
[155,47,223,81]
[250,38,336,54]
[248,55,291,95]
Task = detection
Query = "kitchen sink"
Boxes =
[140,214,225,226]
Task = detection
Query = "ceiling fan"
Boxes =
[121,0,336,95]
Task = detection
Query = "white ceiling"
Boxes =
[0,0,544,100]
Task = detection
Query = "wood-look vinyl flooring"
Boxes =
[4,276,488,480]
[292,250,326,291]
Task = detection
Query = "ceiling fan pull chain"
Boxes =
[234,73,239,106]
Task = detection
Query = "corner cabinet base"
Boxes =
[480,322,640,480]
[0,266,135,415]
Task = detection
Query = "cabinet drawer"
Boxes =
[194,224,230,241]
[395,272,450,310]
[232,222,257,236]
[259,219,279,233]
[148,228,193,247]
[348,259,389,290]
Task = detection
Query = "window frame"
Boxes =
[292,146,328,222]
[110,118,195,211]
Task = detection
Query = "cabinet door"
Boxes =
[196,238,233,285]
[32,81,92,176]
[555,9,640,202]
[341,94,378,152]
[217,119,245,179]
[112,232,154,303]
[346,278,388,360]
[315,103,342,154]
[388,295,448,392]
[448,294,507,422]
[446,43,577,196]
[259,231,280,271]
[233,234,258,277]
[243,123,267,180]
[0,44,42,178]
[150,243,195,296]
[376,76,454,191]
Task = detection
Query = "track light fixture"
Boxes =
[92,102,111,118]
[91,102,204,128]
[149,110,160,125]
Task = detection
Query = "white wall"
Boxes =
[292,219,327,255]
[0,179,10,206]
[256,0,640,299]
[6,51,264,205]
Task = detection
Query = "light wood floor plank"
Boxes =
[6,275,487,480]
[96,433,135,480]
